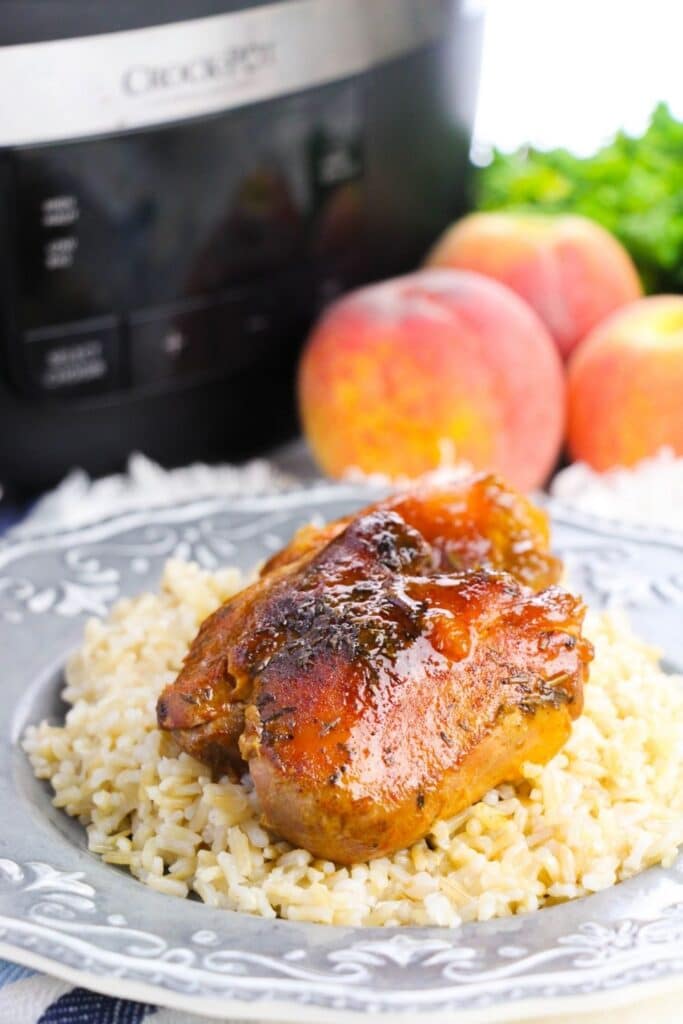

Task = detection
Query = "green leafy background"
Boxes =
[477,103,683,294]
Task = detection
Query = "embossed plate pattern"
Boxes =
[0,484,682,1022]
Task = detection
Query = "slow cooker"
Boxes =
[0,0,483,491]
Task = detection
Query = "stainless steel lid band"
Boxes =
[0,0,449,147]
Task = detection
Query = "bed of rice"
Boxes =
[23,558,683,928]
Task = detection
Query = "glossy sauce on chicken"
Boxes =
[158,475,593,863]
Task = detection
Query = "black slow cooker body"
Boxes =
[0,0,482,491]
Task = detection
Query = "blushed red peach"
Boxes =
[567,295,683,470]
[426,212,642,358]
[298,268,566,491]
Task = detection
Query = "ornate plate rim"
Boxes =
[3,938,683,1024]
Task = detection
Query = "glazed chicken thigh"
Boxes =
[261,473,562,590]
[158,475,592,863]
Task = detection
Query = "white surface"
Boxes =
[473,0,683,158]
[11,451,295,536]
[551,449,683,532]
[16,445,683,537]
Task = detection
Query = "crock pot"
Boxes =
[0,0,483,490]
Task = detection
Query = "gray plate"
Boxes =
[1,483,682,1023]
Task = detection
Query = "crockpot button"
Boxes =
[23,317,121,397]
[129,307,213,387]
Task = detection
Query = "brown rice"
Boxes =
[23,559,683,927]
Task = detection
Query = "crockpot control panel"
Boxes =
[2,81,364,403]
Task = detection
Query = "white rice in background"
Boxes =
[24,558,683,928]
[551,448,683,533]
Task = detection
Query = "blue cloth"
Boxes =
[0,962,35,989]
[0,500,26,535]
[0,961,163,1022]
[0,960,222,1022]
[37,989,155,1024]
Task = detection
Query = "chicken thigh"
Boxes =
[262,472,561,590]
[157,476,592,863]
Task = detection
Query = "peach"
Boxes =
[426,212,642,358]
[298,268,565,490]
[567,295,683,470]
